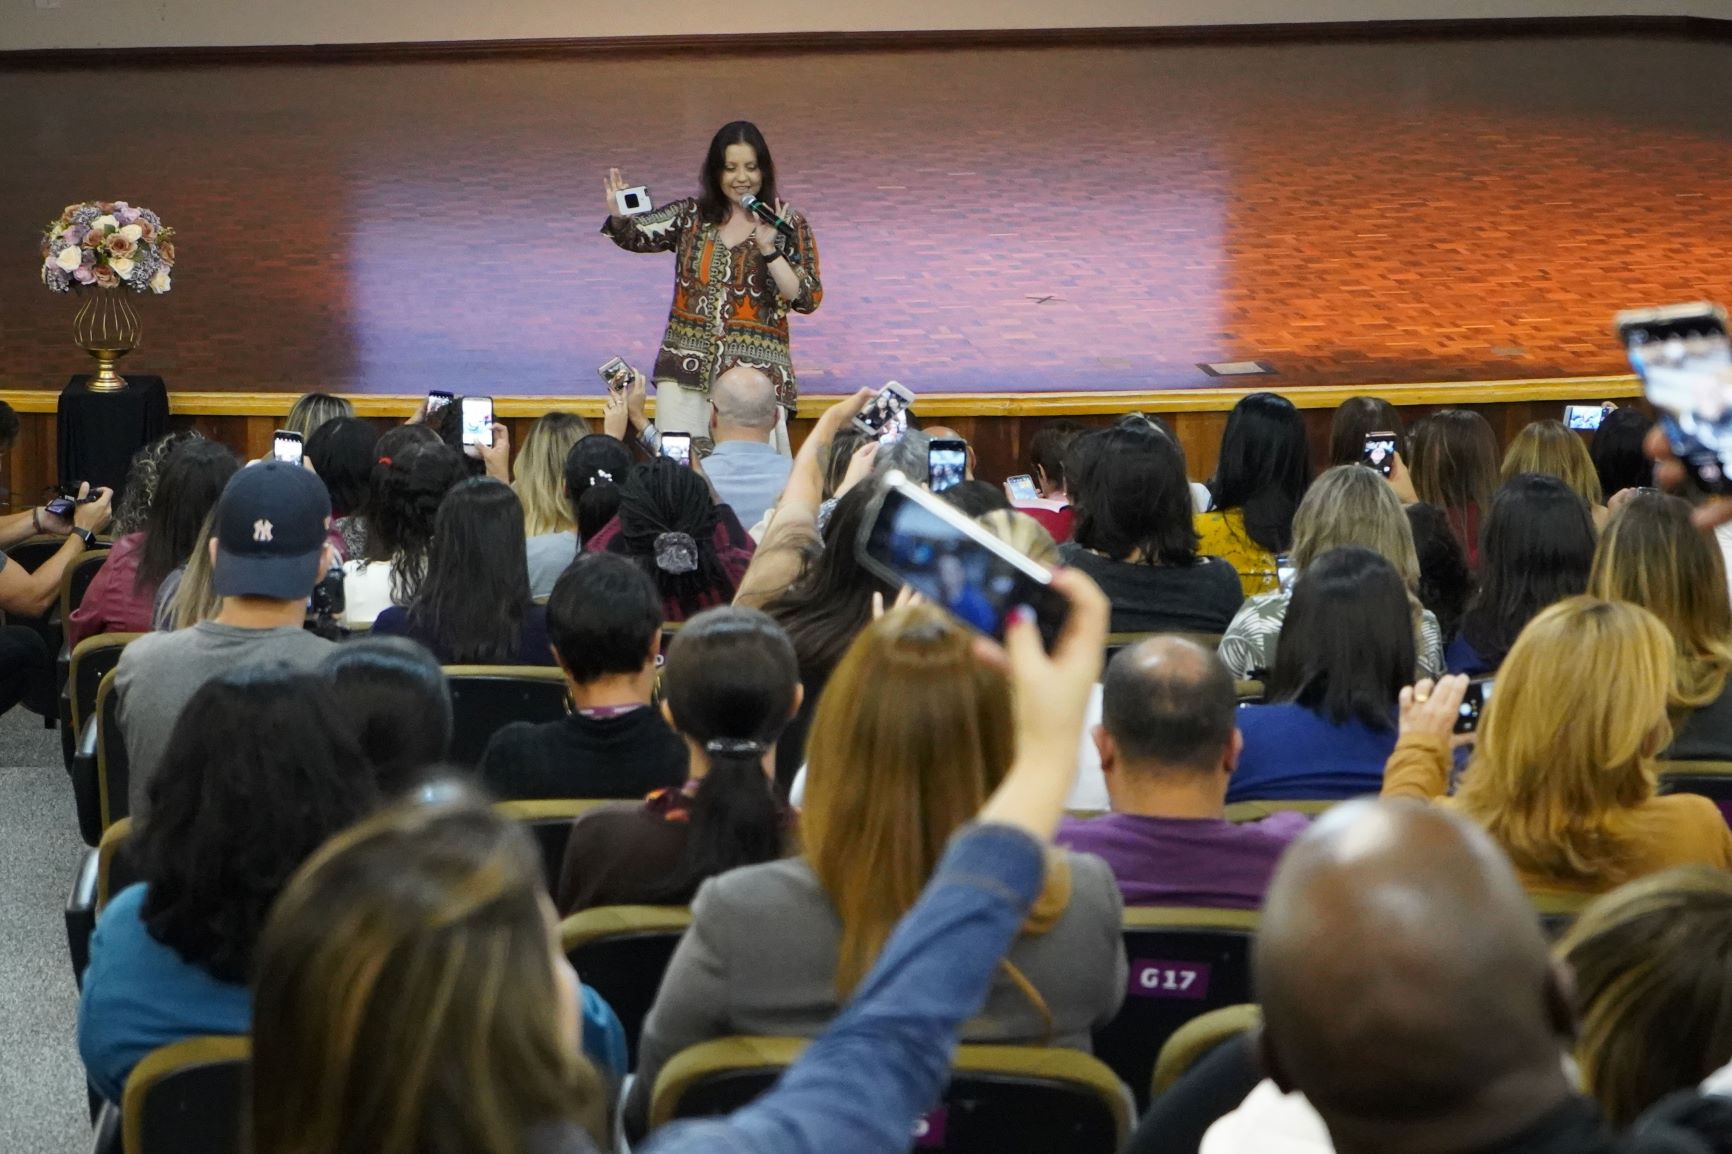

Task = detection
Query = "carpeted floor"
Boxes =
[0,705,97,1152]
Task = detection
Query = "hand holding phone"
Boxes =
[1361,432,1398,478]
[1454,678,1494,735]
[460,396,495,454]
[273,430,305,466]
[1564,403,1612,432]
[854,382,915,444]
[599,357,634,394]
[1005,474,1039,503]
[659,432,693,467]
[425,390,453,416]
[927,439,968,493]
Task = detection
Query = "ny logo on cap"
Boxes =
[253,519,274,543]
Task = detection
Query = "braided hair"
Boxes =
[367,442,468,605]
[615,460,730,618]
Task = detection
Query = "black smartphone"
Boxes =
[854,381,915,444]
[272,429,304,466]
[1361,431,1398,478]
[44,496,77,521]
[599,357,633,394]
[1617,303,1732,494]
[927,438,968,492]
[426,390,453,416]
[1455,678,1494,735]
[659,432,693,467]
[460,396,495,450]
[858,471,1069,648]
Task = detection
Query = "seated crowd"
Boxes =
[16,380,1732,1154]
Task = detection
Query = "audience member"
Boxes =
[1229,548,1412,802]
[154,506,219,631]
[1558,867,1732,1128]
[1057,637,1305,908]
[1386,597,1732,892]
[1016,417,1085,540]
[701,365,792,528]
[938,478,1012,518]
[1059,424,1245,634]
[107,429,203,536]
[515,411,591,596]
[601,459,755,621]
[1590,405,1656,501]
[69,440,236,647]
[820,426,868,501]
[343,440,466,628]
[1326,395,1403,466]
[564,433,634,550]
[478,554,685,800]
[1405,501,1472,643]
[1219,465,1444,680]
[1198,393,1312,595]
[1502,418,1608,527]
[1104,411,1216,512]
[116,462,336,814]
[624,601,1127,1132]
[1447,473,1595,675]
[1408,408,1499,569]
[1589,491,1732,762]
[282,391,353,440]
[323,636,453,796]
[557,606,798,913]
[426,393,511,482]
[374,478,552,665]
[78,668,377,1102]
[305,415,380,560]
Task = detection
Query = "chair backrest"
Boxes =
[1222,799,1339,824]
[1095,907,1260,1112]
[97,669,130,831]
[649,1037,1132,1152]
[97,817,137,913]
[122,1035,249,1154]
[1658,761,1732,826]
[1149,1003,1262,1102]
[1531,890,1595,940]
[443,665,569,768]
[60,547,111,623]
[493,798,621,891]
[561,904,692,1065]
[70,633,140,736]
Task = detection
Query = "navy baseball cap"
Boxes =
[211,461,332,600]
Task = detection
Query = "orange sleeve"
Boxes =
[1381,733,1453,801]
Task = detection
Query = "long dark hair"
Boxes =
[409,478,532,664]
[137,669,378,982]
[306,416,380,519]
[651,607,797,902]
[1590,407,1657,499]
[1328,396,1404,467]
[564,434,634,546]
[1208,392,1312,554]
[1071,424,1199,566]
[367,442,467,604]
[1461,474,1598,667]
[1269,546,1414,731]
[1406,502,1473,643]
[616,460,732,618]
[697,120,778,226]
[764,485,895,685]
[323,638,453,797]
[135,440,239,594]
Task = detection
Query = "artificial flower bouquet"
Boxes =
[40,201,175,293]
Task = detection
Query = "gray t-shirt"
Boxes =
[116,621,335,816]
[526,531,579,600]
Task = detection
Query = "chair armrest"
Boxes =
[66,848,100,989]
[71,715,102,847]
[90,1098,120,1154]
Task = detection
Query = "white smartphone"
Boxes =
[460,396,494,450]
[272,430,304,466]
[854,381,915,443]
[599,357,633,394]
[659,432,693,467]
[1564,403,1610,431]
[426,390,453,416]
[613,186,654,217]
[1005,474,1039,502]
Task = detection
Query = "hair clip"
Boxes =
[590,469,613,485]
[377,456,393,466]
[653,530,699,574]
[705,737,767,757]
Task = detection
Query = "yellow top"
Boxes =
[1194,509,1278,597]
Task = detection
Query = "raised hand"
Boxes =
[604,168,630,220]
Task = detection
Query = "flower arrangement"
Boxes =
[40,201,175,294]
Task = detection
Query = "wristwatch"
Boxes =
[763,249,787,264]
[70,527,95,548]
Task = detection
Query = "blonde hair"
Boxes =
[513,412,591,537]
[1558,867,1732,1127]
[1590,491,1732,711]
[975,509,1061,568]
[1502,419,1605,508]
[1455,596,1674,889]
[1289,465,1421,589]
[166,506,222,630]
[283,392,354,440]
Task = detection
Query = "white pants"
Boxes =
[655,379,793,456]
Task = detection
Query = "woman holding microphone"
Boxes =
[603,121,822,445]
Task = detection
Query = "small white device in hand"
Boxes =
[614,186,654,217]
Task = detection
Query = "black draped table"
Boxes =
[56,375,170,504]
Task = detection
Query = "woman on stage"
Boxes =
[602,120,822,443]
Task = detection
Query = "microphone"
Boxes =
[741,193,798,239]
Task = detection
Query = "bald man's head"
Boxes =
[1256,801,1576,1153]
[711,366,778,434]
[1100,636,1236,773]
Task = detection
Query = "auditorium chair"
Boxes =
[1530,890,1594,941]
[90,1035,250,1154]
[443,665,569,768]
[65,817,135,987]
[648,1037,1132,1152]
[1657,760,1732,827]
[1148,1003,1262,1103]
[561,904,692,1064]
[1221,798,1340,824]
[1232,680,1266,704]
[64,633,140,841]
[493,798,621,891]
[58,546,110,625]
[94,670,129,830]
[1104,632,1221,661]
[1093,906,1259,1112]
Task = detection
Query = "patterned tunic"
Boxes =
[1218,588,1446,682]
[602,198,822,407]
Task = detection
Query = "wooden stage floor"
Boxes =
[3,30,1730,400]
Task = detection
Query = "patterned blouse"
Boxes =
[602,198,822,407]
[1194,509,1280,597]
[1218,588,1446,682]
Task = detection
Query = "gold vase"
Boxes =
[72,289,141,393]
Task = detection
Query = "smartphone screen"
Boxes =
[1619,304,1732,493]
[44,496,76,521]
[1276,554,1297,592]
[1005,474,1040,502]
[854,382,914,444]
[599,357,632,394]
[426,390,453,415]
[928,439,968,492]
[460,396,494,448]
[1564,404,1607,431]
[1361,432,1397,478]
[272,430,304,465]
[659,432,693,467]
[1455,678,1494,735]
[858,475,1069,647]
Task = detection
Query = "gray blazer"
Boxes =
[624,849,1127,1130]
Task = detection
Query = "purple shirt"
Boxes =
[1055,811,1310,910]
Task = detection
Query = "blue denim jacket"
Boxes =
[533,821,1046,1154]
